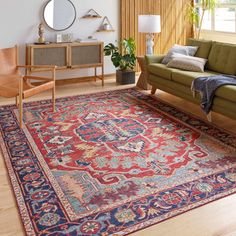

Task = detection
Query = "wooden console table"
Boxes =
[26,42,104,86]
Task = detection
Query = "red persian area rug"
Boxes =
[0,88,236,236]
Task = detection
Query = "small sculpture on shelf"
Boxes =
[97,16,115,32]
[82,9,102,18]
[103,23,111,30]
[38,22,45,44]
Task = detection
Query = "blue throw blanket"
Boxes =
[191,74,236,114]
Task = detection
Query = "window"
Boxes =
[196,0,236,33]
[215,7,235,32]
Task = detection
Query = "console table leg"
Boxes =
[15,96,18,107]
[102,66,104,86]
[52,70,56,112]
[52,87,55,112]
[94,68,97,82]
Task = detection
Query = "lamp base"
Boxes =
[146,33,154,55]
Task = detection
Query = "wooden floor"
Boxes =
[0,77,236,236]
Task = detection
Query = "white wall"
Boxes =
[0,0,119,78]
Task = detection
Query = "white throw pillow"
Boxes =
[167,55,208,72]
[161,44,199,65]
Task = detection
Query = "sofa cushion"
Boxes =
[161,44,198,64]
[186,38,212,59]
[167,54,208,72]
[149,74,236,104]
[148,63,179,80]
[172,70,219,87]
[215,85,236,103]
[145,54,165,64]
[207,42,236,75]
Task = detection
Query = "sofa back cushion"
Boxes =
[207,42,236,75]
[186,38,212,59]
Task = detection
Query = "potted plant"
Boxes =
[186,0,218,39]
[104,38,136,84]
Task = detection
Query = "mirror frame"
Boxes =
[43,0,77,31]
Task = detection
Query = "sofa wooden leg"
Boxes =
[207,112,212,122]
[151,87,157,95]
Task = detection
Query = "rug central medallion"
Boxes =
[76,117,145,142]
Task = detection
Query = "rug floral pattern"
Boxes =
[0,89,236,235]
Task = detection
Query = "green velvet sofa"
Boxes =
[146,38,236,120]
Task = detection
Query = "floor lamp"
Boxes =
[138,15,161,55]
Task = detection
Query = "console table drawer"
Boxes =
[33,47,68,67]
[71,44,102,67]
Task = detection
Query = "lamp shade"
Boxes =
[138,15,161,33]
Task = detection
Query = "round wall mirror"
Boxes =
[43,0,76,31]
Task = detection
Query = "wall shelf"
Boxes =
[82,16,102,19]
[96,29,115,32]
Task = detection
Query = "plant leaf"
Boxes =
[104,38,136,70]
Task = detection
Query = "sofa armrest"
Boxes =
[145,54,165,64]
